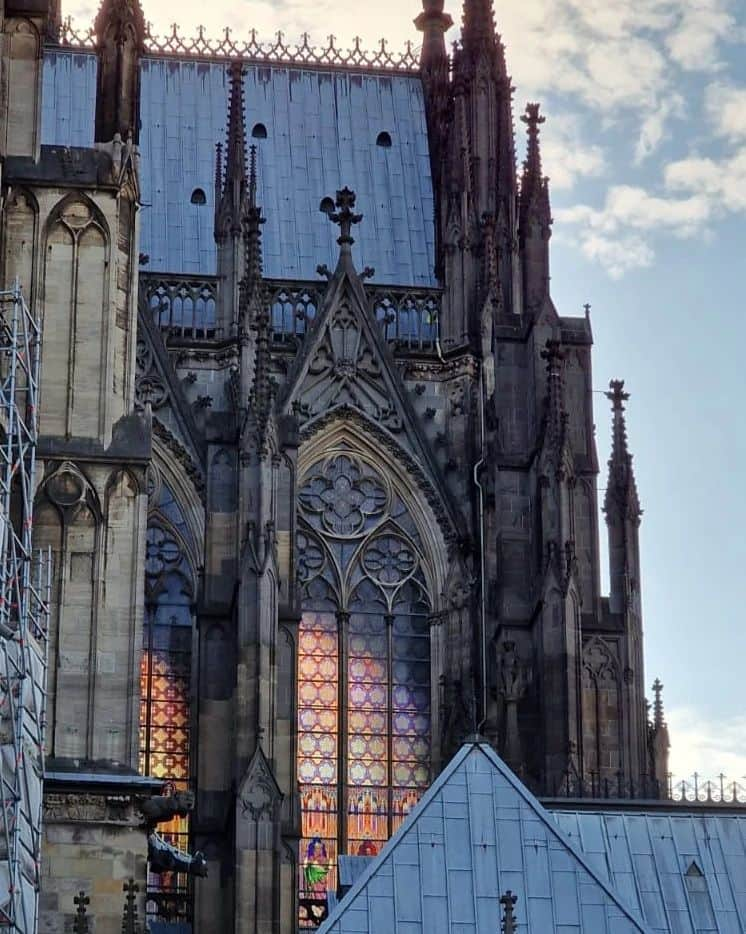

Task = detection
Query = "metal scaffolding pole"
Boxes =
[0,281,50,934]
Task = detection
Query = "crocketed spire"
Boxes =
[215,61,248,241]
[520,102,551,226]
[541,340,568,455]
[243,145,265,287]
[604,380,642,523]
[461,0,497,47]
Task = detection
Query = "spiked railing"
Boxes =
[545,771,746,805]
[55,18,421,72]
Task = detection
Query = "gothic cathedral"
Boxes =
[0,0,668,930]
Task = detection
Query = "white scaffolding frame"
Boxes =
[0,281,50,934]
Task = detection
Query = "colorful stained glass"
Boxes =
[297,452,433,929]
[139,483,196,928]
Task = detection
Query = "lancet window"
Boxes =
[139,473,196,926]
[297,451,432,927]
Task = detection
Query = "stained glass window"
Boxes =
[139,474,196,929]
[297,452,432,927]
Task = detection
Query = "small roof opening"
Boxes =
[376,131,392,148]
[190,188,207,206]
[252,123,268,139]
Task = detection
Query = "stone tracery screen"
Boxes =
[297,451,431,927]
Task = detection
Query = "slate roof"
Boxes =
[319,742,648,934]
[40,50,436,286]
[550,809,746,933]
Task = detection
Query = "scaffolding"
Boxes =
[0,280,50,934]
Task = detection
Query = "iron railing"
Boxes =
[545,771,746,805]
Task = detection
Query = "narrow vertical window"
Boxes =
[140,478,196,929]
[296,452,431,927]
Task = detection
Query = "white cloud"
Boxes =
[539,114,606,190]
[667,706,746,783]
[635,94,685,164]
[665,147,746,211]
[704,81,746,141]
[555,183,713,275]
[665,0,739,71]
[578,231,654,279]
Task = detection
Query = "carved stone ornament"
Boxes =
[43,793,137,825]
[300,408,457,546]
[135,337,169,411]
[45,462,90,508]
[239,745,283,822]
[293,301,404,433]
[583,636,619,684]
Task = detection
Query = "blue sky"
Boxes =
[66,0,746,778]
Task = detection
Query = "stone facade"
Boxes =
[0,0,669,931]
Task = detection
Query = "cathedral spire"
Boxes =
[519,103,552,310]
[243,145,265,291]
[93,0,146,143]
[461,0,497,49]
[216,61,248,240]
[520,103,551,221]
[604,380,641,523]
[652,678,665,731]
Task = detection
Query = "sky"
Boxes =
[63,0,746,783]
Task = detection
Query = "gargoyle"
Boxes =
[148,833,208,878]
[140,789,195,827]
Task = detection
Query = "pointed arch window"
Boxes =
[139,472,197,927]
[297,451,432,927]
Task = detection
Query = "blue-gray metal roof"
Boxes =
[319,743,647,934]
[41,50,436,285]
[550,809,746,934]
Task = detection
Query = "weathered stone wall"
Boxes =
[41,793,148,934]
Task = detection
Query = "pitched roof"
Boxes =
[550,809,746,933]
[41,50,436,286]
[319,742,648,933]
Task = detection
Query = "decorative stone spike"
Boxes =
[500,890,518,934]
[121,879,141,934]
[73,891,90,934]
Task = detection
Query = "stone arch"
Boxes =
[298,415,452,610]
[582,636,623,782]
[151,435,205,572]
[1,186,39,303]
[2,17,41,158]
[41,193,111,439]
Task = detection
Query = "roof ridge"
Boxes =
[320,742,649,933]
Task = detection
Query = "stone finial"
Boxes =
[325,188,363,269]
[520,102,552,229]
[500,890,518,934]
[652,678,665,729]
[215,60,249,243]
[73,891,90,934]
[604,379,642,523]
[243,144,266,288]
[121,879,140,934]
